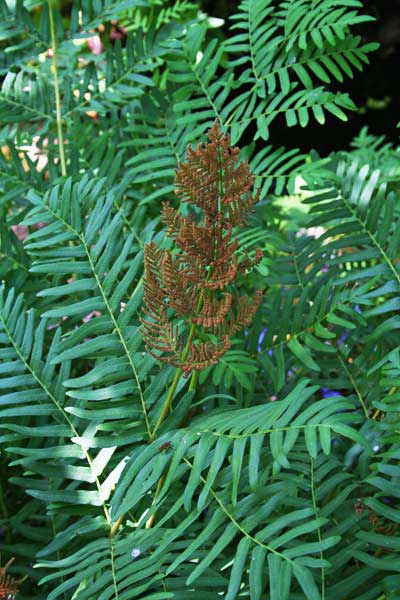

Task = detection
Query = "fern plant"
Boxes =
[1,0,400,599]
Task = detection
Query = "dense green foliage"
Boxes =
[1,0,400,598]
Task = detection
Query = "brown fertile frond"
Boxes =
[141,306,183,366]
[161,251,197,316]
[143,242,164,292]
[210,222,239,267]
[192,293,232,328]
[143,241,164,274]
[178,256,206,285]
[181,336,231,376]
[230,291,264,333]
[141,121,263,374]
[142,247,164,315]
[239,248,263,274]
[161,202,185,239]
[176,220,214,264]
[204,256,238,290]
[175,147,219,218]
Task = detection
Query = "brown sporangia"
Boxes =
[354,498,397,551]
[0,558,20,600]
[141,121,263,375]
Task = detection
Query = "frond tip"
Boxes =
[175,120,260,226]
[141,122,263,374]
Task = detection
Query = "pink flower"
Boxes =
[11,225,28,241]
[83,310,101,323]
[88,35,103,55]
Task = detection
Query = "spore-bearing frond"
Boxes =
[181,335,232,375]
[141,121,263,374]
[239,248,264,274]
[161,202,185,239]
[192,293,233,328]
[141,305,183,364]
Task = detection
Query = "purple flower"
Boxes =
[257,327,267,352]
[322,388,340,398]
[287,369,294,380]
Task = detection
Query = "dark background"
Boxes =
[201,0,400,155]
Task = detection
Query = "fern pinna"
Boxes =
[141,122,263,377]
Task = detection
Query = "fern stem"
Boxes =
[144,474,166,529]
[151,367,183,441]
[109,514,125,539]
[336,352,369,419]
[109,538,120,600]
[150,320,197,441]
[142,321,201,532]
[310,459,325,599]
[372,386,396,420]
[189,369,199,391]
[48,0,67,177]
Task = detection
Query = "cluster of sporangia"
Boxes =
[0,559,19,600]
[142,122,263,375]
